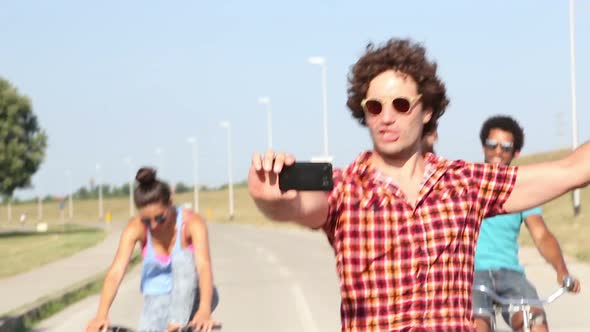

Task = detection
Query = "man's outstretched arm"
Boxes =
[504,141,590,213]
[248,150,329,229]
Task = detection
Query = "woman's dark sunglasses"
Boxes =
[141,210,168,225]
[361,94,422,115]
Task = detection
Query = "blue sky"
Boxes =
[1,0,589,199]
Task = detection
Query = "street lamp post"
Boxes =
[7,200,11,223]
[96,164,104,220]
[187,137,199,213]
[155,147,164,174]
[65,170,73,220]
[37,196,43,221]
[258,97,273,150]
[125,157,134,217]
[569,0,581,216]
[220,121,234,221]
[308,56,331,161]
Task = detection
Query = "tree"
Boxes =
[120,183,131,196]
[175,182,191,193]
[0,77,47,198]
[76,186,90,200]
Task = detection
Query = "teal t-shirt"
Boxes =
[474,207,542,273]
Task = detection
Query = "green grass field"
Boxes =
[0,185,287,279]
[0,185,294,230]
[0,224,106,278]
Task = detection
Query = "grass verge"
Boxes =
[0,224,107,278]
[0,253,141,332]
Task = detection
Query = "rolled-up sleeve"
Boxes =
[471,162,518,218]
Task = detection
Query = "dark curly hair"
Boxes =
[346,38,450,136]
[479,115,525,152]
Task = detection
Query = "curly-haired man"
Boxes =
[248,38,590,331]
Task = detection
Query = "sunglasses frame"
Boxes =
[484,138,514,153]
[141,207,170,225]
[361,94,422,116]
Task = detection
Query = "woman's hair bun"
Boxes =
[136,167,157,186]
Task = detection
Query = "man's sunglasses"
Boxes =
[484,139,514,153]
[141,209,169,225]
[361,94,422,116]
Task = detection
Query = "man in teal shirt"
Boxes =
[473,115,581,332]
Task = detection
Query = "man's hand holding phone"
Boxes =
[248,150,299,202]
[248,149,333,227]
[249,150,334,200]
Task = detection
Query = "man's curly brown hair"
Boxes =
[346,38,449,136]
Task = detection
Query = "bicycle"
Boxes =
[473,276,575,332]
[100,323,222,332]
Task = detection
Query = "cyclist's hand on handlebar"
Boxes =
[188,310,221,332]
[558,274,581,293]
[167,322,182,332]
[86,317,109,332]
[248,149,297,201]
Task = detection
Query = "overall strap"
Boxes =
[173,206,184,252]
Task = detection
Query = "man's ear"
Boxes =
[513,150,521,159]
[422,107,433,124]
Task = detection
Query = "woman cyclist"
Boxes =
[86,167,219,332]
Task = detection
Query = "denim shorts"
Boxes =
[473,269,540,325]
[138,250,219,331]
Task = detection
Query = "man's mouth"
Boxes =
[379,129,400,142]
[489,156,503,164]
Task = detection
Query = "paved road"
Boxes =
[34,223,341,332]
[33,223,589,332]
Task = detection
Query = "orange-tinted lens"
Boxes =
[364,100,382,115]
[392,98,411,113]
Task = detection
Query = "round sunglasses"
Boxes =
[361,94,422,115]
[484,138,514,153]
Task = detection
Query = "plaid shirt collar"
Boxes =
[349,150,461,209]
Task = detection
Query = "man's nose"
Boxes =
[380,105,398,123]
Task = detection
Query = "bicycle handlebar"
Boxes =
[473,276,575,307]
[101,323,222,332]
[101,326,193,332]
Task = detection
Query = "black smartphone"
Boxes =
[278,162,334,191]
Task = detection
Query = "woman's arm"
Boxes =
[88,220,140,330]
[187,214,215,315]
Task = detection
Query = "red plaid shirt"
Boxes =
[323,151,517,331]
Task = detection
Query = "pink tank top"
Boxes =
[141,209,194,264]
